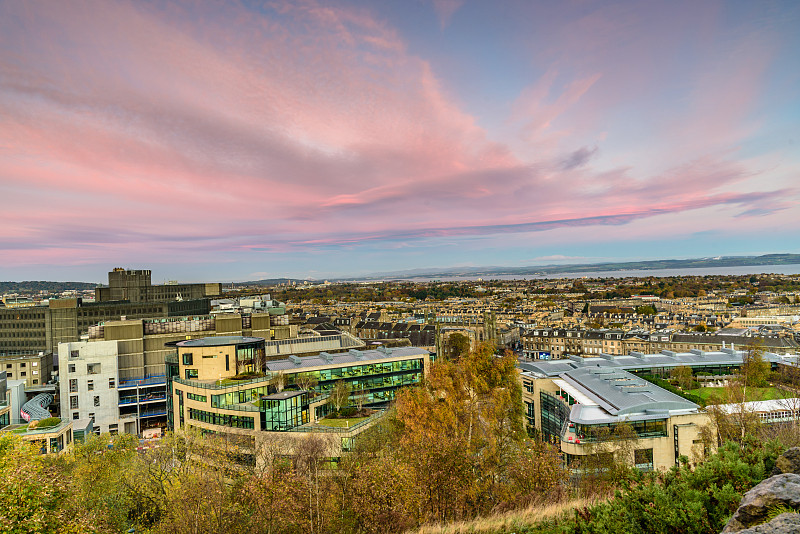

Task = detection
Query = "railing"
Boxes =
[213,403,261,413]
[173,373,275,390]
[118,375,167,388]
[291,410,386,434]
[140,409,167,418]
[118,394,167,406]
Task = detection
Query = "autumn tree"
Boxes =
[739,341,769,388]
[447,332,471,360]
[670,365,694,390]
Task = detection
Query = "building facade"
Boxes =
[167,337,430,462]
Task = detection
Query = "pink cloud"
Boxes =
[0,0,796,271]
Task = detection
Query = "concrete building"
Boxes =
[0,352,52,386]
[55,314,364,437]
[58,340,130,435]
[96,268,222,303]
[0,296,211,356]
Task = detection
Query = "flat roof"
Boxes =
[177,336,264,348]
[264,390,305,400]
[265,347,429,372]
[518,349,790,378]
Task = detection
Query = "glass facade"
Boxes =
[285,358,424,406]
[540,391,570,444]
[573,419,668,442]
[261,393,309,431]
[188,408,255,429]
[235,343,266,374]
[187,392,207,403]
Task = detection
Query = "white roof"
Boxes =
[716,398,800,414]
[553,378,598,406]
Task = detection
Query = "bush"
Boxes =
[561,440,783,534]
[339,407,358,417]
[31,417,61,428]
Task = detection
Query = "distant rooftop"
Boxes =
[265,346,429,372]
[519,348,792,378]
[177,336,263,348]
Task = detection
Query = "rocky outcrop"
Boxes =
[771,447,800,476]
[736,513,800,534]
[722,447,800,533]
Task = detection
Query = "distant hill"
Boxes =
[351,253,800,280]
[232,278,312,287]
[0,281,98,292]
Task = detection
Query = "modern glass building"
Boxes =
[166,337,431,461]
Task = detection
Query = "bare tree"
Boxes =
[328,380,351,413]
[295,372,318,396]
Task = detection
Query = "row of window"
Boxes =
[188,408,255,429]
[187,392,207,403]
[69,395,102,409]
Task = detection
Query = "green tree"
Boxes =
[447,332,471,360]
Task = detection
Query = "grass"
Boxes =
[687,386,785,403]
[407,497,596,534]
[316,416,369,428]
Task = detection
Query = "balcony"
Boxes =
[118,375,167,389]
[118,394,167,406]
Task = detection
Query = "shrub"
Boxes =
[339,407,358,417]
[31,417,61,429]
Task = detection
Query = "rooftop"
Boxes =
[265,346,429,372]
[519,348,791,378]
[177,336,264,348]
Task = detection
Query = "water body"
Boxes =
[399,264,800,282]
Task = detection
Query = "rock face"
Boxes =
[736,513,800,534]
[722,473,800,533]
[771,447,800,476]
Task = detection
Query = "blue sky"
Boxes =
[0,0,798,282]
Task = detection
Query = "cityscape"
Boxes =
[2,1,800,534]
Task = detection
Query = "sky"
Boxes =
[1,0,799,283]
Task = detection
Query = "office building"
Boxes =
[167,336,430,462]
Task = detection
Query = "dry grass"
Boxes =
[407,497,596,534]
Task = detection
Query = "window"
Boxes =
[6,373,11,378]
[20,372,26,377]
[94,396,100,407]
[185,369,198,380]
[32,362,38,367]
[69,379,78,393]
[109,424,118,436]
[20,362,25,368]
[87,363,100,375]
[68,364,75,373]
[33,379,38,384]
[109,378,115,389]
[88,380,94,391]
[88,413,95,423]
[182,353,193,365]
[73,412,79,420]
[70,395,79,410]
[70,350,79,359]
